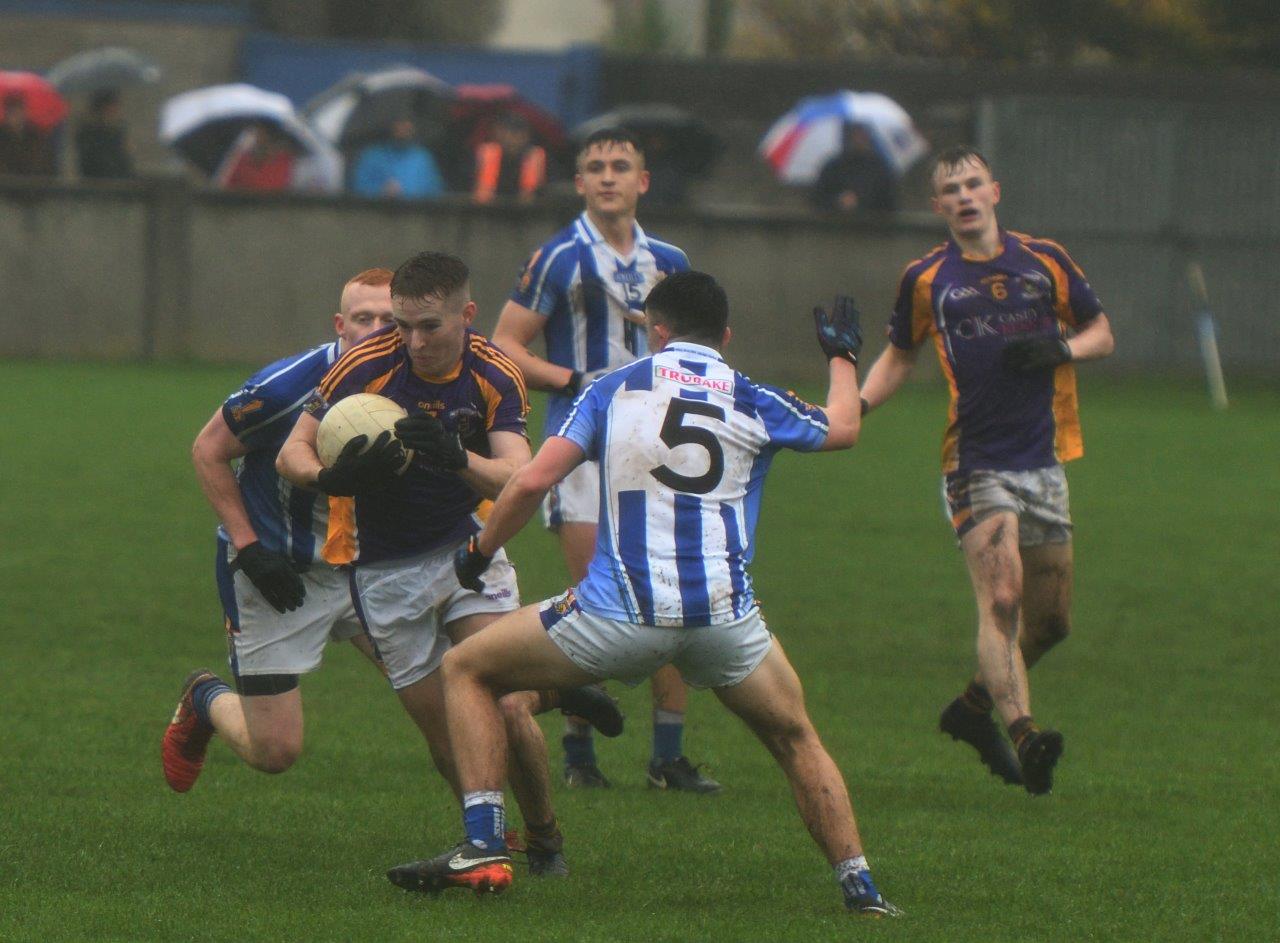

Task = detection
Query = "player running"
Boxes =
[492,127,718,793]
[164,268,396,791]
[388,272,901,916]
[275,251,624,874]
[860,145,1115,794]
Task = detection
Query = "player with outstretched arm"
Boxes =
[388,271,901,916]
[859,145,1114,794]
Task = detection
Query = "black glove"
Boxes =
[454,534,493,593]
[813,295,863,364]
[1001,337,1072,374]
[235,541,305,614]
[394,411,468,471]
[445,407,488,458]
[315,431,405,496]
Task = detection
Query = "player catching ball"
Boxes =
[860,145,1114,794]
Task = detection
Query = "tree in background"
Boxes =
[739,0,1278,68]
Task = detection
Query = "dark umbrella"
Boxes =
[47,47,161,94]
[303,66,455,151]
[450,84,567,155]
[572,103,721,176]
[0,71,68,131]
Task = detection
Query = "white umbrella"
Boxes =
[760,91,928,185]
[160,83,342,191]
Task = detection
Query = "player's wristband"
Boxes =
[563,370,583,397]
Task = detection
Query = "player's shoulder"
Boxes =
[241,341,333,389]
[231,342,336,408]
[467,331,526,391]
[1009,230,1080,267]
[319,326,402,396]
[520,224,580,283]
[898,241,950,286]
[642,233,690,270]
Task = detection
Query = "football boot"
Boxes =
[646,756,722,794]
[161,669,219,793]
[939,697,1024,786]
[387,841,513,895]
[1018,729,1065,796]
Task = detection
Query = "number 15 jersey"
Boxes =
[556,342,830,628]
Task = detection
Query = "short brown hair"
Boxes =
[930,145,993,189]
[390,252,470,303]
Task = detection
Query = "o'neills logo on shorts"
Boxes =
[657,366,732,393]
[484,588,513,601]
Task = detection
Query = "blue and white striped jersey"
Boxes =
[220,341,340,566]
[510,211,690,435]
[556,342,830,628]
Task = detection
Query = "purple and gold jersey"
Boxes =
[304,326,528,566]
[888,230,1103,474]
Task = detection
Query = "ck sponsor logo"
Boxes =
[230,399,264,422]
[656,365,733,393]
[951,308,1050,340]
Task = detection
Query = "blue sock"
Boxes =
[652,710,684,763]
[462,791,507,851]
[836,856,881,901]
[562,732,596,768]
[191,677,231,726]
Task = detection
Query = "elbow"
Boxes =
[274,448,291,479]
[825,417,860,451]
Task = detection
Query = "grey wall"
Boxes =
[2,179,1275,380]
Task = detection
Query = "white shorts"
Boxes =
[943,466,1073,546]
[351,540,521,690]
[538,589,773,689]
[542,459,599,528]
[217,537,361,678]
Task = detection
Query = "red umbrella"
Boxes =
[450,84,567,154]
[0,71,69,131]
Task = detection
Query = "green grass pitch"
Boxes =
[1,362,1277,942]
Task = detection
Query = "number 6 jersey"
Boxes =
[556,341,829,628]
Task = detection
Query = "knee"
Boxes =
[759,718,815,763]
[498,692,534,729]
[441,644,484,684]
[988,585,1023,634]
[251,736,302,774]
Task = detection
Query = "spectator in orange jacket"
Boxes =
[472,113,545,204]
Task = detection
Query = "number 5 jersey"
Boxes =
[555,341,829,629]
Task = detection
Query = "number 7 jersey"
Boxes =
[556,341,830,628]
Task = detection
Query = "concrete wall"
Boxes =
[2,179,1276,380]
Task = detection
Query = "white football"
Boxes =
[316,393,412,470]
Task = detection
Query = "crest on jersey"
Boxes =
[230,399,264,422]
[518,248,542,292]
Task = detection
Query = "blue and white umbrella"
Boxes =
[760,91,928,185]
